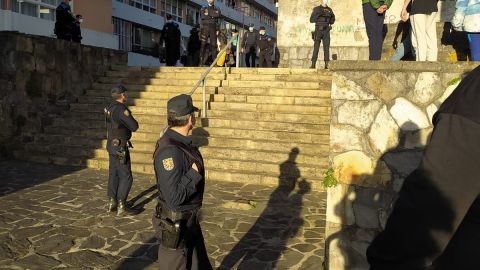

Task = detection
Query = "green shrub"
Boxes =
[322,168,339,188]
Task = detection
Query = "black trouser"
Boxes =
[258,49,272,67]
[166,42,180,66]
[363,3,386,60]
[245,45,256,67]
[153,214,213,270]
[200,25,217,66]
[367,114,480,270]
[107,150,133,201]
[311,28,331,63]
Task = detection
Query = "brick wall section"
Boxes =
[0,32,127,158]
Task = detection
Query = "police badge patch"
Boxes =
[163,158,174,171]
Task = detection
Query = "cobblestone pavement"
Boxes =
[0,160,326,270]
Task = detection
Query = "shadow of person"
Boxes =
[324,121,457,269]
[440,22,470,61]
[218,147,311,269]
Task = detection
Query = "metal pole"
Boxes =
[202,79,207,118]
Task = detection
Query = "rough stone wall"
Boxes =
[0,32,127,159]
[325,61,479,270]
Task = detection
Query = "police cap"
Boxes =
[167,94,199,116]
[111,85,127,94]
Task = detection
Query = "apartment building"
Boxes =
[0,0,278,66]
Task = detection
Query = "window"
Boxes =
[10,0,60,21]
[160,0,183,23]
[113,17,133,51]
[129,0,156,14]
[186,5,198,26]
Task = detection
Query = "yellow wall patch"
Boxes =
[163,158,175,171]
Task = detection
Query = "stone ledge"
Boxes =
[330,60,479,73]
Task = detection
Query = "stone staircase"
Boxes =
[15,66,332,190]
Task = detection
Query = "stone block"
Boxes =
[426,104,438,125]
[331,124,366,153]
[366,72,408,103]
[16,37,33,53]
[337,100,382,131]
[389,98,430,131]
[436,81,459,105]
[289,47,298,60]
[332,74,375,100]
[368,105,400,154]
[408,72,442,106]
[353,203,379,229]
[333,151,391,187]
[298,47,310,60]
[403,128,432,149]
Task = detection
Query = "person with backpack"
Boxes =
[160,15,182,66]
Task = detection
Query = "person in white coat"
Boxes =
[452,0,480,61]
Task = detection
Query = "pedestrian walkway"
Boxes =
[0,161,326,270]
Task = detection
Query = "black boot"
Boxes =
[310,62,316,69]
[117,200,140,216]
[324,61,329,69]
[107,198,118,213]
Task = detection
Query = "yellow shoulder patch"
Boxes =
[124,109,130,117]
[163,158,175,171]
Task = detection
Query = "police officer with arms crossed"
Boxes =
[199,0,221,66]
[310,0,335,69]
[256,26,274,67]
[104,85,140,216]
[152,94,212,270]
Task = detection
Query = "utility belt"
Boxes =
[154,205,198,250]
[315,25,331,31]
[112,138,133,164]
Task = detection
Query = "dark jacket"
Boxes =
[310,5,335,28]
[160,21,181,45]
[188,29,201,55]
[200,4,221,26]
[55,2,75,37]
[242,31,259,49]
[153,129,205,212]
[256,34,274,52]
[104,101,139,154]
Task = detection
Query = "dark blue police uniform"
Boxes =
[104,86,139,215]
[152,94,212,270]
[310,5,335,69]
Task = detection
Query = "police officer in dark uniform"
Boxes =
[104,85,140,215]
[160,14,182,66]
[199,0,221,66]
[152,94,212,270]
[310,0,335,69]
[256,26,274,68]
[242,24,259,67]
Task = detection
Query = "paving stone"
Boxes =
[15,254,61,269]
[0,161,327,269]
[58,250,115,267]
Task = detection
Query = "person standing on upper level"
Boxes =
[452,0,480,61]
[401,0,439,61]
[199,0,221,66]
[362,0,393,60]
[242,24,259,67]
[256,26,274,67]
[160,14,182,67]
[310,0,336,69]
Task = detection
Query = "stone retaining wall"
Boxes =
[325,61,479,270]
[0,32,126,159]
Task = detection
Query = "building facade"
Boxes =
[0,0,278,66]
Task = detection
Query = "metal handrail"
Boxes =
[159,36,236,137]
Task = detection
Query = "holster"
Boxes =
[113,139,132,165]
[153,205,196,250]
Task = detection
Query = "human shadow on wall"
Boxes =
[324,121,455,269]
[391,20,415,61]
[440,22,470,61]
[218,147,311,269]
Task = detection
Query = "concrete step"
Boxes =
[77,95,219,105]
[91,83,218,93]
[110,65,227,73]
[66,109,330,125]
[222,80,324,89]
[97,77,222,87]
[209,102,331,115]
[27,141,328,166]
[106,71,226,80]
[14,150,326,190]
[229,68,328,75]
[85,90,218,99]
[52,115,330,135]
[43,125,329,144]
[34,134,329,155]
[227,73,331,82]
[217,87,331,98]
